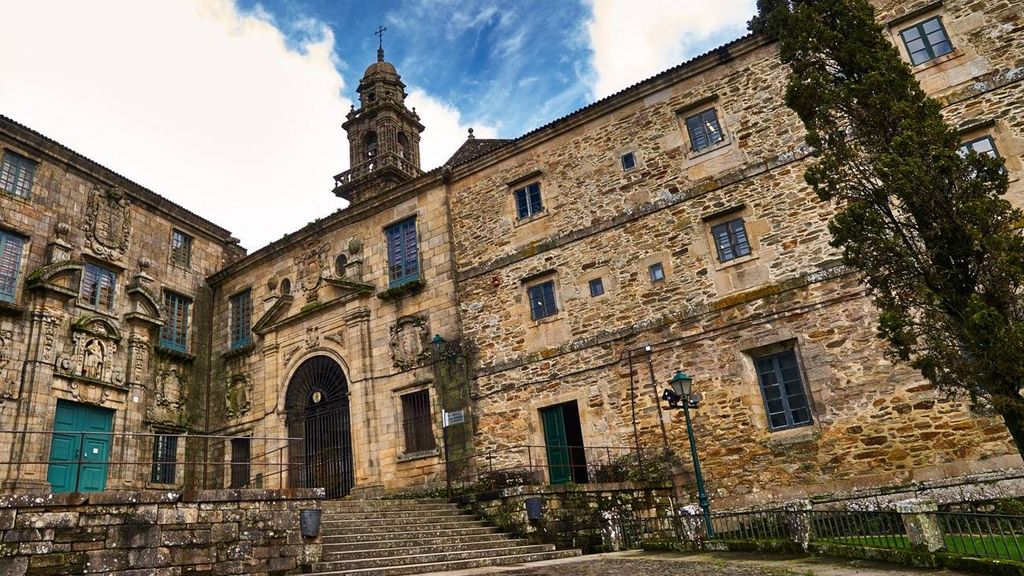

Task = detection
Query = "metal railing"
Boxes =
[809,509,908,549]
[936,511,1024,561]
[0,429,301,493]
[710,509,789,541]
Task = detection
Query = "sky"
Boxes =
[0,0,756,251]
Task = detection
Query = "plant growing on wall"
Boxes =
[751,0,1024,452]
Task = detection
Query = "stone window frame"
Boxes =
[393,384,440,461]
[739,337,822,443]
[958,119,1021,183]
[887,3,967,73]
[702,205,762,271]
[507,170,551,227]
[578,265,614,303]
[0,228,28,305]
[149,431,180,486]
[160,290,193,353]
[79,260,120,314]
[676,95,733,162]
[639,252,672,287]
[521,270,563,325]
[170,228,193,270]
[753,347,814,432]
[0,146,39,200]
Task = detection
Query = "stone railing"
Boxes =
[333,152,421,187]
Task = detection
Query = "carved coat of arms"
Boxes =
[389,315,430,369]
[294,241,331,302]
[83,186,132,262]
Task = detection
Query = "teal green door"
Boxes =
[47,401,114,493]
[541,405,572,485]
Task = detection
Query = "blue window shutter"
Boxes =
[0,232,23,302]
[528,183,543,214]
[386,217,419,288]
[515,188,530,219]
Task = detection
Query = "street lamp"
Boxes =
[662,370,713,538]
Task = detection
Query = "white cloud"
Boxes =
[585,0,756,98]
[407,90,499,170]
[0,0,490,251]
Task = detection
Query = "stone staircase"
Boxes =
[307,498,580,575]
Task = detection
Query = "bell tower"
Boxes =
[333,30,425,205]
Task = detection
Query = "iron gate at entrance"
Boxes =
[286,355,354,498]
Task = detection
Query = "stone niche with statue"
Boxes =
[54,315,126,395]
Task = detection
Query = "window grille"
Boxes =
[0,151,36,198]
[170,230,192,268]
[711,218,752,262]
[755,349,813,430]
[160,292,192,352]
[685,108,725,153]
[151,434,178,484]
[81,263,117,310]
[229,290,252,349]
[385,217,419,288]
[900,17,953,65]
[230,437,251,488]
[528,280,557,320]
[401,390,435,453]
[0,231,25,303]
[514,182,544,219]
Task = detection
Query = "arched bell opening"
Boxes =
[285,355,354,498]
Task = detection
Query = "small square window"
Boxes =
[755,349,813,431]
[958,136,1000,159]
[0,150,37,198]
[685,108,725,153]
[514,182,544,219]
[621,152,636,171]
[527,280,558,320]
[171,230,193,268]
[81,263,117,311]
[900,17,953,66]
[648,263,665,283]
[401,389,435,453]
[711,218,753,262]
[588,278,605,297]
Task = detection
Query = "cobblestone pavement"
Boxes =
[422,551,975,576]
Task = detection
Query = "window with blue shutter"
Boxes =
[81,263,117,310]
[0,151,37,198]
[527,280,557,320]
[755,349,813,431]
[160,292,192,352]
[0,231,25,303]
[513,182,544,219]
[900,17,953,66]
[385,217,419,288]
[229,290,252,349]
[711,218,752,262]
[685,108,725,153]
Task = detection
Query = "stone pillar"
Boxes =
[784,499,812,551]
[896,498,945,552]
[343,307,377,489]
[677,504,706,545]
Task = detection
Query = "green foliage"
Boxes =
[591,450,678,484]
[752,0,1024,451]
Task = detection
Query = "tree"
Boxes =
[751,0,1024,454]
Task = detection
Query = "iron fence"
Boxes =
[809,509,908,549]
[709,509,789,541]
[0,429,300,493]
[936,511,1024,561]
[620,515,685,549]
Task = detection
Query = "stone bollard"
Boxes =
[783,499,812,551]
[896,498,945,552]
[677,504,706,545]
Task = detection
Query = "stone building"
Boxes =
[0,0,1021,507]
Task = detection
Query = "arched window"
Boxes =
[364,131,378,159]
[397,132,410,160]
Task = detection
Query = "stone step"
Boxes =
[322,499,450,510]
[324,508,465,520]
[307,549,581,576]
[322,532,521,552]
[320,519,489,536]
[321,525,502,543]
[321,514,480,528]
[322,537,532,561]
[316,545,558,572]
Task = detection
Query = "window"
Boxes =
[527,280,558,320]
[335,254,348,277]
[229,437,251,488]
[0,231,25,303]
[621,152,636,171]
[229,290,252,349]
[958,135,999,159]
[711,218,753,262]
[0,150,36,198]
[170,230,192,268]
[755,349,813,431]
[588,278,605,298]
[160,292,192,352]
[900,17,953,65]
[81,263,117,311]
[648,262,665,283]
[401,389,435,453]
[685,108,725,153]
[151,434,178,484]
[280,278,291,295]
[385,217,419,288]
[514,182,544,219]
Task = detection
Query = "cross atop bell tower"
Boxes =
[332,30,425,205]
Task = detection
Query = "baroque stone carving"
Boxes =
[305,326,321,349]
[55,316,122,385]
[226,373,252,419]
[283,345,301,365]
[294,241,331,303]
[127,334,149,385]
[83,186,132,262]
[324,329,345,348]
[389,315,430,369]
[156,366,188,409]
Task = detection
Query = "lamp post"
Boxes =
[662,370,713,538]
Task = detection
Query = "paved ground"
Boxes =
[420,550,976,576]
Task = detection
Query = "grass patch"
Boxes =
[815,533,1024,561]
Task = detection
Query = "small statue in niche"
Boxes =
[82,339,104,380]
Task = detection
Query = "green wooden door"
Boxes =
[47,401,114,493]
[541,405,572,485]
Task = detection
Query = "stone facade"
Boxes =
[0,0,1021,512]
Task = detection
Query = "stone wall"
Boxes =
[0,489,322,575]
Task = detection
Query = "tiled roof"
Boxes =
[444,138,513,167]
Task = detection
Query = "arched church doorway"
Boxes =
[285,355,354,498]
